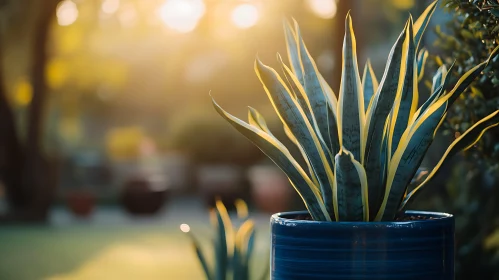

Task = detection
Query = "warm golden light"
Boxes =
[231,4,259,29]
[56,0,79,26]
[102,0,120,14]
[158,0,206,33]
[180,223,191,233]
[306,0,337,19]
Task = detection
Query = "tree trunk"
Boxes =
[0,0,61,222]
[0,30,25,211]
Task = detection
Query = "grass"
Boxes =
[0,218,269,279]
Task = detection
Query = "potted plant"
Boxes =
[183,199,268,280]
[212,1,499,278]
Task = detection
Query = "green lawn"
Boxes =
[0,212,270,280]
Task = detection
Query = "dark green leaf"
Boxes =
[390,17,417,157]
[401,110,499,209]
[364,19,410,218]
[334,149,368,221]
[255,58,336,217]
[338,12,364,162]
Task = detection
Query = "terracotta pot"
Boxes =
[121,174,169,215]
[66,191,95,217]
[248,165,292,213]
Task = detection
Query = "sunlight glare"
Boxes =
[56,0,79,26]
[231,4,259,29]
[159,0,206,33]
[180,224,191,233]
[306,0,337,19]
[102,0,120,14]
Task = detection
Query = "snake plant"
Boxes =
[185,200,268,280]
[212,1,499,221]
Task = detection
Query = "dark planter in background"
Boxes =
[121,175,169,215]
[271,210,454,280]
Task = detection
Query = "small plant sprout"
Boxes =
[212,0,499,221]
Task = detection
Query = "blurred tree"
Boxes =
[414,0,499,278]
[0,0,62,221]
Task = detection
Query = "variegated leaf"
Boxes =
[338,12,365,162]
[283,19,304,86]
[413,0,438,50]
[213,97,330,221]
[389,17,418,157]
[362,59,379,113]
[266,57,336,215]
[294,22,339,159]
[376,98,448,221]
[364,19,410,217]
[401,110,499,209]
[417,48,428,81]
[334,149,369,221]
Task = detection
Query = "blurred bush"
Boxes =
[168,108,264,166]
[415,1,499,278]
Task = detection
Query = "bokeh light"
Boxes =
[158,0,206,33]
[56,0,79,26]
[102,0,120,14]
[180,224,191,233]
[306,0,337,19]
[231,4,259,29]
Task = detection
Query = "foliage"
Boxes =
[434,0,499,168]
[185,200,268,280]
[414,0,499,278]
[213,0,499,221]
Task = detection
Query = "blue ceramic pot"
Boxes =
[271,210,454,280]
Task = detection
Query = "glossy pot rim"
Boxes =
[271,210,453,227]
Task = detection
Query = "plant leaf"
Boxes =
[413,0,438,50]
[235,199,249,220]
[431,64,447,95]
[362,59,379,113]
[338,12,365,162]
[413,61,455,120]
[249,106,319,185]
[212,97,330,221]
[295,22,339,160]
[376,97,448,221]
[334,149,369,221]
[364,19,410,217]
[284,124,320,185]
[255,58,336,218]
[376,46,498,220]
[318,72,340,157]
[389,17,417,157]
[401,110,499,209]
[187,232,213,280]
[248,107,273,135]
[233,220,255,280]
[416,48,428,81]
[214,201,231,280]
[283,19,304,86]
